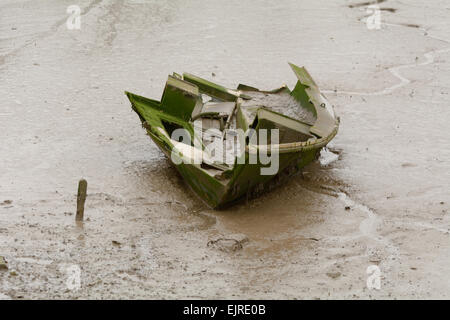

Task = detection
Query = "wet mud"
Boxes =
[1,0,449,299]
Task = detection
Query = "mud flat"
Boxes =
[1,0,449,299]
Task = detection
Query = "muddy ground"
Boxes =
[0,0,449,299]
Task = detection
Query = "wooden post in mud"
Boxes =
[76,179,87,221]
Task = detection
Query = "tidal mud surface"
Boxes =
[1,0,449,299]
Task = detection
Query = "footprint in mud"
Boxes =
[207,234,249,253]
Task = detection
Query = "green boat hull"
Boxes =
[126,63,339,208]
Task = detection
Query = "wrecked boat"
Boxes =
[125,63,339,208]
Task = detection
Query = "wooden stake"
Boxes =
[76,179,87,221]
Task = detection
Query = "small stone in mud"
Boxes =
[326,272,341,279]
[112,240,121,246]
[0,257,8,271]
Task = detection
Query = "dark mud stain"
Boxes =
[401,162,417,168]
[401,23,421,29]
[380,8,397,13]
[348,0,387,9]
